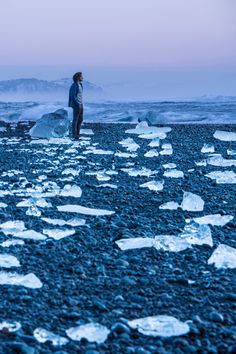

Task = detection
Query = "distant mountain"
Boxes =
[0,78,103,94]
[197,95,236,102]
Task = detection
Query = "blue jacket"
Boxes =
[68,82,83,109]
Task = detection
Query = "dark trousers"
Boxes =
[72,105,83,138]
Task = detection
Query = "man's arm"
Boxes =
[69,83,79,108]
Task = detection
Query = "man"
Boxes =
[68,72,84,139]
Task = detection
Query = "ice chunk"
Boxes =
[83,148,113,155]
[0,254,21,268]
[118,138,140,152]
[148,138,160,147]
[159,202,179,210]
[227,149,236,156]
[97,184,118,189]
[138,132,167,139]
[26,205,41,216]
[181,192,204,212]
[42,217,86,227]
[205,170,236,184]
[66,323,110,344]
[163,163,176,169]
[116,238,154,251]
[43,228,75,240]
[57,204,115,216]
[62,168,80,176]
[180,223,213,247]
[80,129,94,135]
[0,221,26,235]
[126,125,171,136]
[96,172,111,181]
[213,130,236,142]
[140,180,164,191]
[207,155,236,167]
[164,169,184,178]
[0,202,7,208]
[154,235,190,252]
[17,198,52,208]
[0,321,21,333]
[208,244,236,269]
[114,152,137,158]
[144,149,159,157]
[0,239,25,247]
[128,316,189,337]
[13,230,47,240]
[160,147,173,155]
[192,214,233,226]
[34,328,69,346]
[121,167,158,177]
[60,185,82,198]
[0,272,42,288]
[195,160,207,167]
[201,144,215,153]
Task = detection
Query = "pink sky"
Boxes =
[0,0,235,68]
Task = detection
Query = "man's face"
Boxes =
[79,74,83,81]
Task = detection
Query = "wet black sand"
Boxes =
[0,122,236,354]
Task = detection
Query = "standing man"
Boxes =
[68,72,84,139]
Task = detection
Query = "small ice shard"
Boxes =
[207,155,236,167]
[62,168,80,176]
[227,149,236,156]
[57,204,115,216]
[116,238,154,251]
[66,323,110,344]
[80,128,94,135]
[140,180,164,191]
[205,170,236,184]
[144,149,159,157]
[192,214,233,226]
[34,328,69,346]
[201,144,215,154]
[26,205,41,217]
[126,125,171,136]
[60,185,82,198]
[97,184,118,189]
[42,217,86,227]
[118,138,140,152]
[0,321,21,333]
[163,163,176,169]
[180,223,213,247]
[0,272,42,288]
[128,316,190,337]
[188,169,195,172]
[159,202,179,210]
[0,221,26,235]
[121,167,158,177]
[83,148,113,155]
[43,228,75,240]
[208,244,236,269]
[154,235,190,252]
[96,172,111,181]
[0,254,21,268]
[138,132,166,139]
[0,239,25,247]
[114,152,137,158]
[160,146,173,155]
[164,169,184,178]
[148,138,160,147]
[13,230,47,241]
[17,198,52,208]
[181,192,204,212]
[195,160,207,167]
[0,202,7,208]
[213,130,236,142]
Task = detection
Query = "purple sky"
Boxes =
[0,0,235,68]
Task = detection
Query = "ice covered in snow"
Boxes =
[59,185,82,198]
[128,316,190,337]
[121,167,158,177]
[191,214,233,226]
[66,323,110,343]
[0,239,25,248]
[43,228,75,240]
[181,192,204,212]
[205,170,236,184]
[144,149,159,157]
[201,144,215,153]
[42,217,86,227]
[164,169,184,178]
[57,204,115,216]
[207,155,236,167]
[213,130,236,142]
[208,244,236,269]
[140,180,164,191]
[0,321,21,333]
[34,328,69,346]
[0,254,21,268]
[116,238,154,251]
[118,138,140,152]
[0,272,42,288]
[159,202,179,210]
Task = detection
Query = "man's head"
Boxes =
[73,72,83,83]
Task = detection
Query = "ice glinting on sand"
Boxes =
[43,228,75,240]
[34,328,69,346]
[0,272,43,288]
[187,214,234,226]
[205,170,236,184]
[0,254,21,268]
[208,244,236,269]
[66,323,110,344]
[128,316,190,337]
[144,149,159,157]
[42,217,86,227]
[140,180,164,192]
[57,204,115,216]
[163,169,184,178]
[201,144,215,153]
[213,130,236,142]
[0,321,22,333]
[118,137,140,152]
[121,167,158,177]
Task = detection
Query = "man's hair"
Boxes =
[73,72,82,83]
